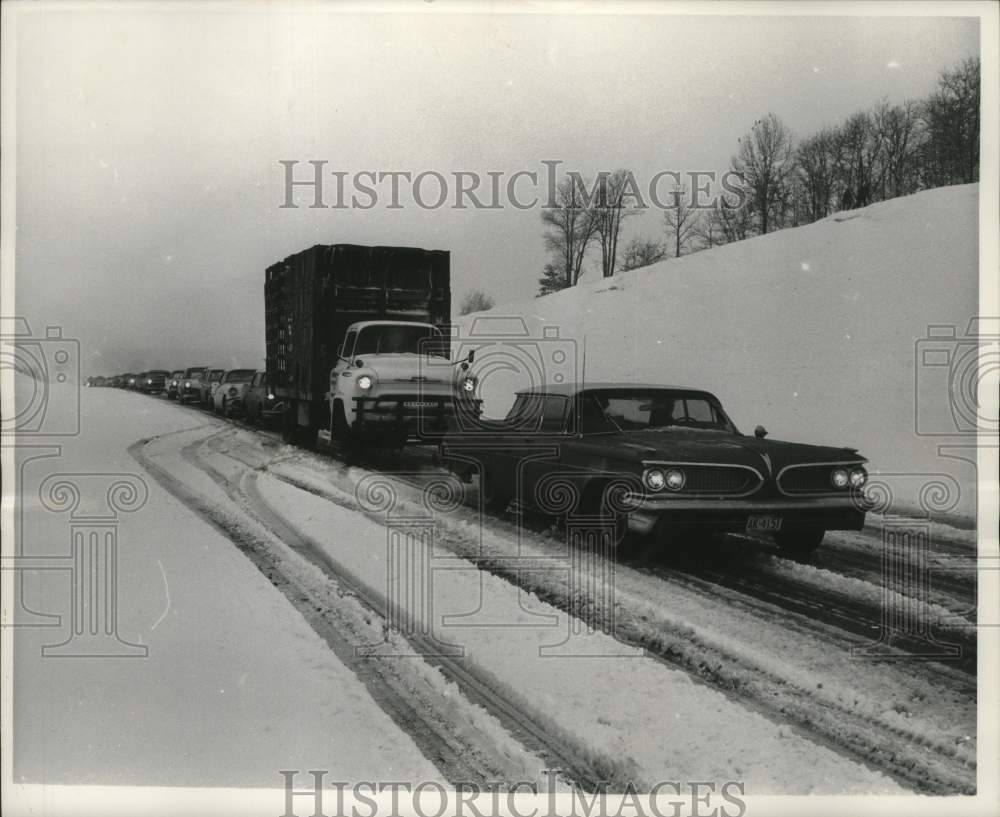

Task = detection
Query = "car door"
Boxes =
[557,393,628,508]
[520,395,572,510]
[246,371,263,417]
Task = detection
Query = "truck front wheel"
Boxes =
[332,401,359,459]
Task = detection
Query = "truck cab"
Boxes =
[329,320,478,445]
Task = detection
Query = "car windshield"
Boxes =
[150,371,169,377]
[224,369,255,383]
[208,369,224,380]
[353,325,445,357]
[579,390,736,434]
[184,367,205,377]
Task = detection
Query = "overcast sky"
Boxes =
[12,6,979,374]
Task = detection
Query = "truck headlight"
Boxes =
[357,375,373,390]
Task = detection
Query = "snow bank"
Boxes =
[457,185,980,519]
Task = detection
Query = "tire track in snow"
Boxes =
[168,429,625,793]
[128,430,557,790]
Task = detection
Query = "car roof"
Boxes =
[516,383,717,398]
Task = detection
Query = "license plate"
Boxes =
[404,401,437,408]
[746,514,782,532]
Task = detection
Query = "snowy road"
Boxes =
[10,386,981,794]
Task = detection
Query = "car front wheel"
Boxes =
[773,527,825,556]
[479,466,512,514]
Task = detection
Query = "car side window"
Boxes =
[504,395,543,431]
[579,395,618,434]
[540,396,569,432]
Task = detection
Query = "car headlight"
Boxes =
[146,379,152,384]
[357,375,373,390]
[849,467,867,487]
[831,468,850,488]
[267,393,275,401]
[172,380,178,386]
[664,468,686,491]
[460,377,477,394]
[228,387,238,397]
[643,468,666,491]
[184,381,190,388]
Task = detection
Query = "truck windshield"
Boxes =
[354,325,445,357]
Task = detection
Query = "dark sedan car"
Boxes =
[178,366,208,404]
[166,370,184,400]
[441,384,869,554]
[138,370,170,394]
[244,370,284,427]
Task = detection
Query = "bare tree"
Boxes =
[872,100,922,199]
[541,177,599,287]
[835,110,885,209]
[731,113,794,235]
[662,187,699,258]
[591,169,639,276]
[795,128,838,222]
[620,236,666,271]
[459,289,495,315]
[921,57,980,186]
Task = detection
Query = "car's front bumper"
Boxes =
[624,494,868,535]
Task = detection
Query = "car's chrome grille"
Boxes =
[681,466,760,495]
[778,465,838,494]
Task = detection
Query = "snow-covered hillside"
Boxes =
[458,184,981,521]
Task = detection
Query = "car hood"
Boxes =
[361,354,455,384]
[591,429,864,470]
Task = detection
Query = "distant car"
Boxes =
[139,370,170,394]
[212,368,257,417]
[165,370,184,400]
[442,383,870,555]
[200,368,225,408]
[178,366,208,404]
[245,371,284,427]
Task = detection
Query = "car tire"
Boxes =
[479,466,512,514]
[773,527,825,556]
[579,480,632,552]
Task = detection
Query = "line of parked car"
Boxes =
[93,367,283,426]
